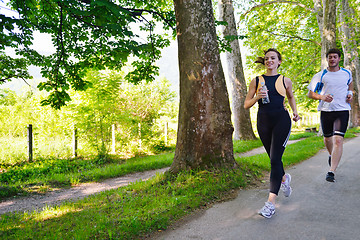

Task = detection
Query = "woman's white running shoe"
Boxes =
[258,201,275,219]
[281,173,292,197]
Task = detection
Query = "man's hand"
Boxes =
[322,94,334,103]
[346,91,353,103]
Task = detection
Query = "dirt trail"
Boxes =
[0,168,168,215]
[0,139,301,215]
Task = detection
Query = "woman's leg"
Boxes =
[268,111,291,196]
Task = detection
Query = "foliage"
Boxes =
[65,69,177,157]
[239,0,323,107]
[1,0,175,108]
[0,88,17,105]
[0,70,177,163]
[66,69,124,157]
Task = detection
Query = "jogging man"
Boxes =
[307,48,353,182]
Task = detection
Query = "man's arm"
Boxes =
[307,90,333,102]
[346,82,354,103]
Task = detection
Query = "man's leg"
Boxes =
[329,135,344,172]
[321,111,334,165]
[324,136,333,156]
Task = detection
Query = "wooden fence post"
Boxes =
[73,127,78,157]
[28,124,33,162]
[138,122,142,149]
[112,124,116,154]
[164,122,168,145]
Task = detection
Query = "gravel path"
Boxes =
[0,139,301,215]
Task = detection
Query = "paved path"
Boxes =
[155,136,360,240]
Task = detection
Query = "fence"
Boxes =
[25,123,173,161]
[294,114,321,128]
[23,115,320,161]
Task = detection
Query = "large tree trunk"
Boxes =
[313,0,337,135]
[218,0,256,140]
[320,0,337,69]
[339,0,360,127]
[170,0,237,174]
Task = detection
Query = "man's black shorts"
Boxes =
[320,110,349,137]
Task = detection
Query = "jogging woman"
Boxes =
[244,48,300,218]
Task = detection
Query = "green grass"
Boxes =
[233,139,263,154]
[235,135,324,171]
[232,131,317,155]
[0,128,359,239]
[0,136,74,166]
[1,130,313,200]
[0,169,248,240]
[0,152,175,199]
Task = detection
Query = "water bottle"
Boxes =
[323,94,333,109]
[260,82,270,104]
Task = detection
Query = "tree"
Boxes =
[241,1,339,99]
[170,0,237,173]
[241,1,321,104]
[339,0,360,127]
[1,0,175,109]
[68,69,123,157]
[218,0,256,140]
[320,0,336,69]
[241,0,360,126]
[67,69,177,156]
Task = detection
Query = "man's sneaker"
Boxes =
[281,173,292,197]
[326,171,335,182]
[328,156,331,167]
[258,201,275,219]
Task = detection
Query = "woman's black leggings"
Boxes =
[257,110,291,195]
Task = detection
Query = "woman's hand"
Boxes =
[257,88,268,100]
[292,113,300,122]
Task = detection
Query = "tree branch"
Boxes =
[295,54,320,81]
[0,75,31,85]
[120,7,175,31]
[243,0,315,17]
[264,30,321,46]
[55,3,66,81]
[77,1,175,31]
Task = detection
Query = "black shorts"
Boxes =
[320,111,349,137]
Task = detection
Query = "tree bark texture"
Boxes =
[218,0,256,140]
[339,0,360,127]
[320,0,337,69]
[314,0,323,34]
[170,0,237,173]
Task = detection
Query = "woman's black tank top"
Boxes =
[257,74,286,113]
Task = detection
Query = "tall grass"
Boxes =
[0,136,74,166]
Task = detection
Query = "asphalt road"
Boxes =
[155,136,360,240]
